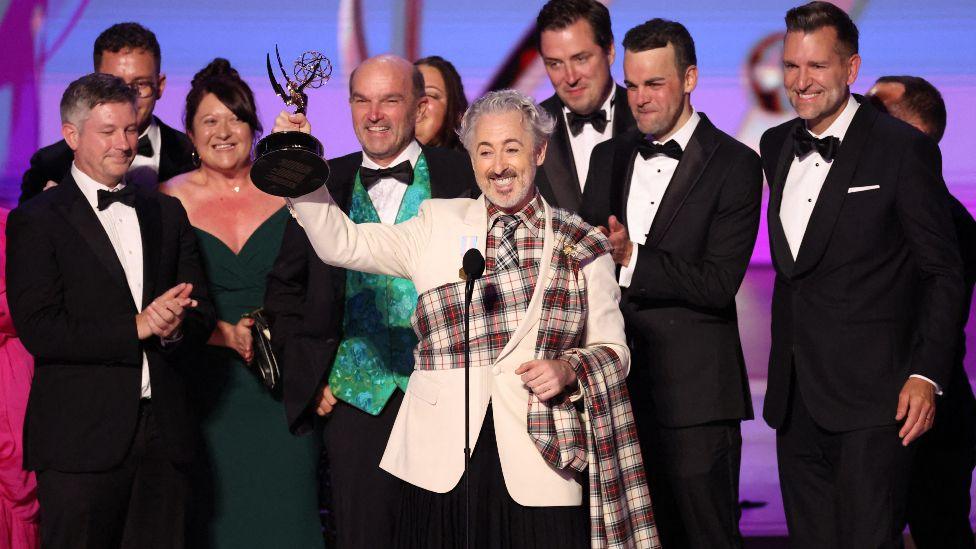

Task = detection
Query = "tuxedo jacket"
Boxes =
[761,97,964,432]
[6,174,215,472]
[289,189,628,506]
[265,146,476,435]
[537,85,636,212]
[20,116,195,203]
[581,114,762,428]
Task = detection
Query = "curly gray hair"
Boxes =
[458,89,555,153]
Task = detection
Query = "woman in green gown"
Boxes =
[161,58,323,548]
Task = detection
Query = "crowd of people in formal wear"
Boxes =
[0,1,972,548]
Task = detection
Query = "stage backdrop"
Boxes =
[1,0,974,264]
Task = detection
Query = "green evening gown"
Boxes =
[188,207,323,548]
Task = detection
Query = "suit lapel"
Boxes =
[611,85,636,137]
[611,131,642,228]
[542,101,582,210]
[134,192,161,309]
[156,117,193,181]
[767,120,801,276]
[791,101,877,276]
[644,114,720,248]
[54,176,129,293]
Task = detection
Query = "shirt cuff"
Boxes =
[910,374,943,395]
[617,241,639,288]
[160,329,184,347]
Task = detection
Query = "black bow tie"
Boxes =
[360,160,414,189]
[137,134,154,157]
[636,138,683,161]
[793,124,840,162]
[567,109,608,136]
[97,185,136,210]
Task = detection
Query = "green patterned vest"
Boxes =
[328,154,432,415]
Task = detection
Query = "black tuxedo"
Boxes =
[264,144,475,548]
[6,173,214,547]
[537,85,636,212]
[20,116,195,203]
[582,113,761,549]
[761,97,964,548]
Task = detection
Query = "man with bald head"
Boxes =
[265,54,475,547]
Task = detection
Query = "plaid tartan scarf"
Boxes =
[411,206,659,548]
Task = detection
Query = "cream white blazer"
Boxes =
[290,187,629,506]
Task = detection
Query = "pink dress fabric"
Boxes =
[0,208,40,549]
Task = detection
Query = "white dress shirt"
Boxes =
[127,118,162,189]
[618,111,701,288]
[777,95,939,392]
[780,94,858,259]
[564,88,615,191]
[72,164,151,398]
[361,140,422,225]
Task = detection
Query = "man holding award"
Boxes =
[264,53,476,548]
[266,89,658,548]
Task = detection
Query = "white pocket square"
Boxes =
[848,185,880,193]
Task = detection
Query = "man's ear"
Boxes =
[62,122,80,151]
[156,73,167,100]
[535,140,548,166]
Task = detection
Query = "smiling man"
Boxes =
[534,0,636,212]
[274,89,658,548]
[759,3,964,548]
[21,23,194,201]
[580,18,762,549]
[6,72,214,549]
[265,54,475,548]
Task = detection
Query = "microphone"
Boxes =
[460,247,483,549]
[462,248,485,280]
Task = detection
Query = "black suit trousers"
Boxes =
[36,402,189,549]
[906,435,976,548]
[638,413,743,549]
[321,390,405,549]
[777,377,913,549]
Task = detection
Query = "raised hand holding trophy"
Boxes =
[251,46,333,197]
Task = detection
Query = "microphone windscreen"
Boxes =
[462,248,486,279]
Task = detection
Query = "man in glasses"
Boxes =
[21,22,194,201]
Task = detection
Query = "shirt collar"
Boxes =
[651,109,700,149]
[71,163,128,210]
[487,191,545,238]
[807,94,859,142]
[563,84,616,126]
[361,139,422,170]
[141,117,161,154]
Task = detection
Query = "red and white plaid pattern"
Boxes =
[486,194,546,272]
[411,204,659,548]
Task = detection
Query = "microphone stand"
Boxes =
[461,249,483,549]
[463,275,474,549]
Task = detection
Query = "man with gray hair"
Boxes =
[6,72,214,548]
[270,88,658,548]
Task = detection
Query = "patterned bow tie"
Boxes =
[97,185,136,210]
[567,109,608,136]
[636,138,683,161]
[793,124,840,162]
[360,160,414,189]
[137,134,154,157]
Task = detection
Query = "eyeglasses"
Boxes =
[128,80,158,99]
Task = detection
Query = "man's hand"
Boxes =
[515,359,577,401]
[597,215,633,266]
[136,283,198,340]
[895,377,937,446]
[315,384,339,416]
[272,110,312,134]
[43,181,58,191]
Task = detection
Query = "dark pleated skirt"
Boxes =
[395,404,589,549]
